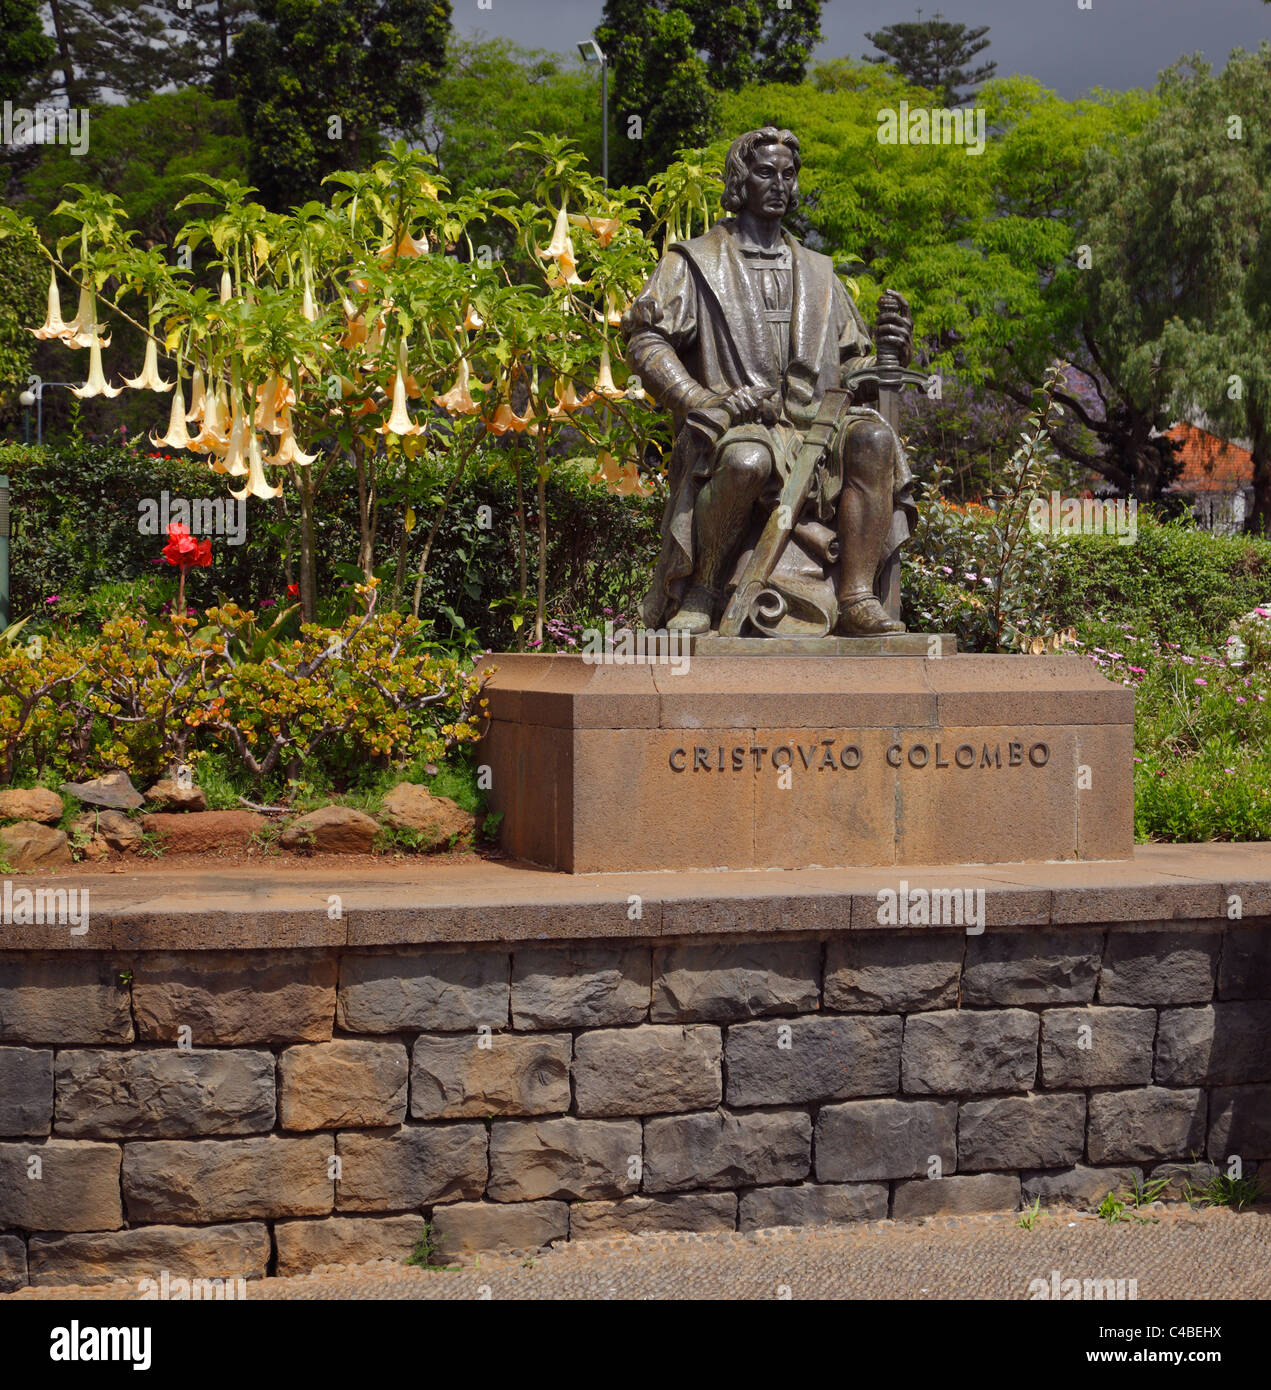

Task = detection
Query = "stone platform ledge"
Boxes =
[0,843,1266,951]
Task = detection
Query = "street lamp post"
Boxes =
[577,38,609,185]
[19,381,79,447]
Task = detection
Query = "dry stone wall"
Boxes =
[1,922,1268,1288]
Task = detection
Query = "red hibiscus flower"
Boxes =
[160,523,212,622]
[287,583,300,597]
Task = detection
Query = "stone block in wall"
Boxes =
[1147,1161,1250,1199]
[958,1094,1087,1171]
[132,950,335,1044]
[573,1025,720,1117]
[1155,1003,1271,1086]
[1087,1088,1207,1164]
[1217,926,1271,1000]
[335,1125,486,1210]
[1207,1085,1271,1160]
[815,1098,956,1182]
[725,1015,900,1106]
[650,941,820,1022]
[411,1032,571,1119]
[0,1234,25,1291]
[1098,929,1220,1005]
[739,1182,887,1232]
[901,1009,1038,1094]
[962,930,1103,1006]
[55,1050,275,1138]
[511,945,650,1028]
[0,1048,52,1136]
[124,1135,333,1223]
[431,1201,568,1258]
[273,1215,428,1276]
[1040,1007,1156,1088]
[487,1118,640,1202]
[568,1192,737,1241]
[823,932,961,1013]
[0,957,132,1043]
[28,1223,270,1286]
[337,949,508,1033]
[1022,1165,1142,1210]
[0,1139,121,1231]
[892,1173,1020,1219]
[643,1109,812,1193]
[278,1041,408,1130]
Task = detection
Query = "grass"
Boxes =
[405,1224,459,1271]
[1183,1171,1265,1211]
[1017,1197,1042,1230]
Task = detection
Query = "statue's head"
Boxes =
[722,126,801,220]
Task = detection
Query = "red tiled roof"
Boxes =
[1165,423,1253,493]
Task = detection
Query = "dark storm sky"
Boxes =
[455,0,1271,97]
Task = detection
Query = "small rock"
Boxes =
[144,778,207,812]
[76,833,111,862]
[71,810,142,853]
[378,783,476,849]
[0,822,73,870]
[59,770,143,811]
[0,788,64,824]
[281,805,378,855]
[140,810,267,853]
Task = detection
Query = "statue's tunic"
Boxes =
[624,219,915,628]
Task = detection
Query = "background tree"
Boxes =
[0,0,55,103]
[159,0,259,98]
[0,223,47,435]
[863,9,996,106]
[40,0,173,105]
[597,0,823,182]
[230,0,451,209]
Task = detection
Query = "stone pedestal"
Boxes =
[476,652,1134,874]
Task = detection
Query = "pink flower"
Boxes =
[1237,696,1247,704]
[1194,678,1207,687]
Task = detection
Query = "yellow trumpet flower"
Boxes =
[30,268,70,340]
[378,366,421,437]
[569,213,620,246]
[582,340,626,405]
[62,283,110,350]
[231,428,284,501]
[71,331,121,399]
[151,381,193,451]
[538,200,570,259]
[434,357,487,416]
[185,365,206,421]
[123,336,173,392]
[221,404,249,478]
[219,268,233,304]
[265,424,317,467]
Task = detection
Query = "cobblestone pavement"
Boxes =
[7,1205,1269,1301]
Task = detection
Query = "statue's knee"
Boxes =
[718,443,771,489]
[844,420,894,479]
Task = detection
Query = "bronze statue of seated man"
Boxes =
[623,125,918,638]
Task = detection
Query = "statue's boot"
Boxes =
[667,585,718,635]
[837,590,905,636]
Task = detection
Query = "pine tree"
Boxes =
[0,0,55,104]
[41,0,174,105]
[863,9,996,106]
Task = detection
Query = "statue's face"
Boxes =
[742,143,797,220]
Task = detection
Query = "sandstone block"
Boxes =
[0,822,71,870]
[568,1193,737,1241]
[511,945,650,1028]
[962,930,1103,1005]
[143,778,207,812]
[0,957,133,1043]
[901,1009,1038,1094]
[0,788,63,824]
[1156,1003,1271,1086]
[337,949,508,1033]
[133,950,335,1045]
[378,784,475,849]
[0,1139,122,1231]
[71,809,142,853]
[0,1047,52,1135]
[336,1125,486,1210]
[574,1025,720,1116]
[815,1098,957,1182]
[1040,1007,1155,1087]
[123,1135,333,1222]
[1098,929,1220,1005]
[273,1215,429,1275]
[432,1200,568,1258]
[958,1093,1086,1171]
[725,1015,900,1106]
[650,941,820,1022]
[410,1032,571,1119]
[740,1182,887,1231]
[1022,1165,1142,1210]
[281,805,378,854]
[824,932,961,1013]
[279,1041,408,1130]
[643,1109,812,1193]
[138,810,266,852]
[487,1118,640,1201]
[893,1173,1020,1219]
[1207,1085,1271,1160]
[0,1233,25,1291]
[1087,1088,1207,1164]
[29,1223,269,1286]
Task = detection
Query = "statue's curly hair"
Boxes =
[721,126,801,214]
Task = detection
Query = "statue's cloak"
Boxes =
[624,220,914,629]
